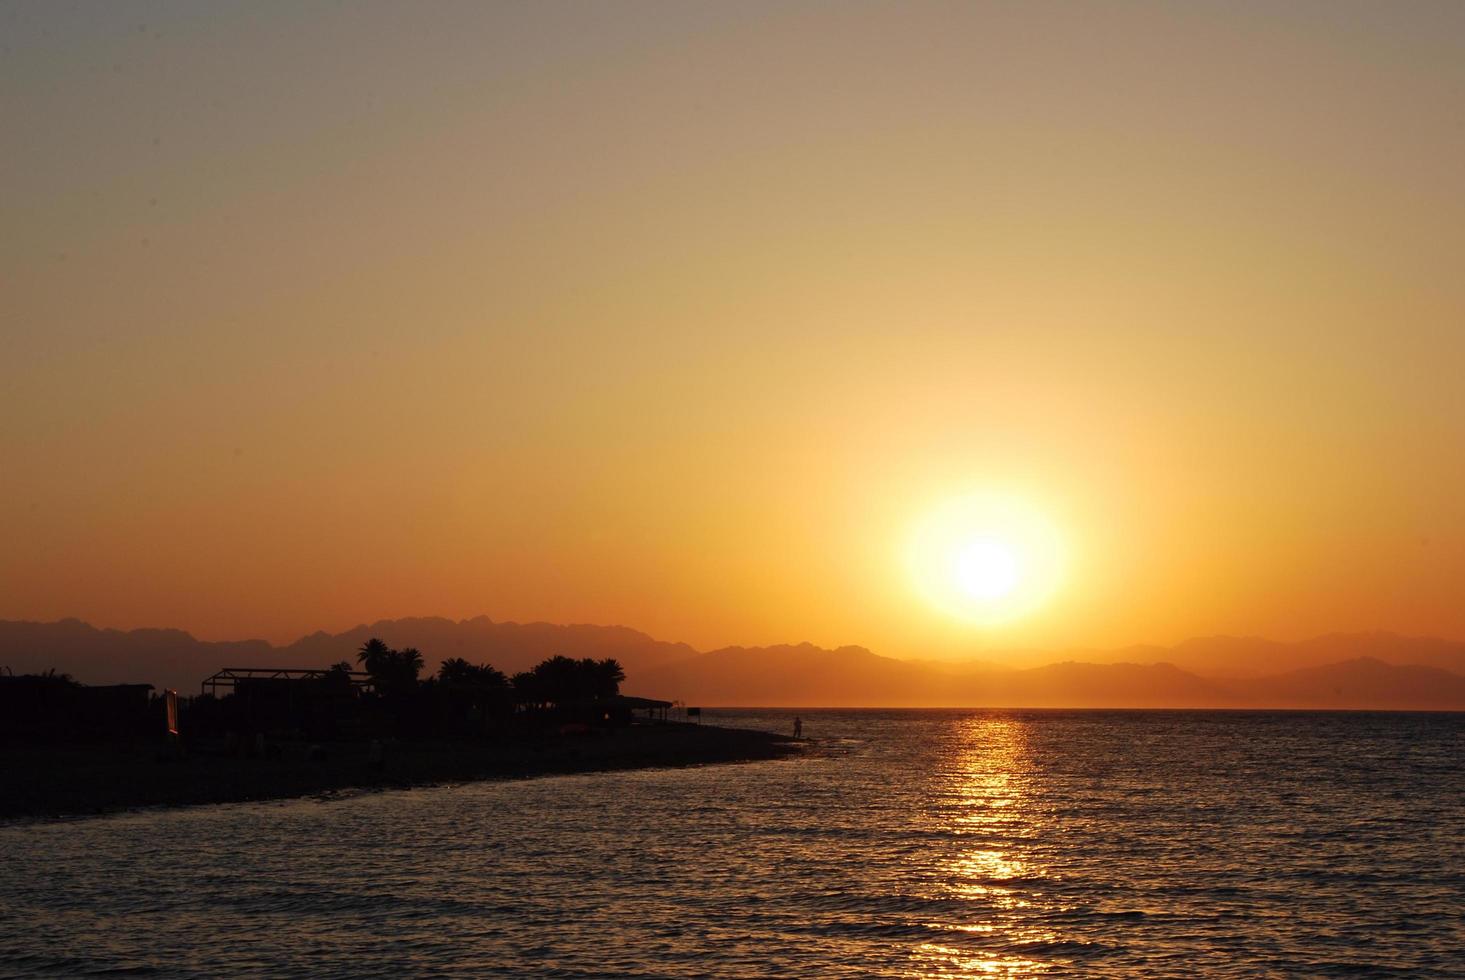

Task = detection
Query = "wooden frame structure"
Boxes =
[201,667,373,697]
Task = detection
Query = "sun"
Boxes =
[907,492,1066,625]
[955,537,1020,600]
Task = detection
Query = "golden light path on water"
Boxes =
[2,711,1461,976]
[909,717,1056,978]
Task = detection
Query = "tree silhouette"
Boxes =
[594,658,625,698]
[356,638,390,675]
[341,642,624,722]
[354,637,423,698]
[321,660,356,695]
[439,657,508,690]
[397,647,425,679]
[516,655,626,706]
[511,670,545,709]
[439,657,474,686]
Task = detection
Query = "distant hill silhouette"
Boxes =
[279,616,695,680]
[642,643,945,706]
[634,635,1465,708]
[0,616,692,694]
[0,618,274,692]
[2,618,1463,709]
[642,647,1465,709]
[1077,632,1465,678]
[639,650,1238,707]
[1228,657,1465,710]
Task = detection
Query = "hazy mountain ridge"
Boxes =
[0,618,276,693]
[1228,657,1465,710]
[277,616,696,679]
[2,618,1463,709]
[639,653,1237,708]
[639,636,1465,708]
[640,651,1465,709]
[1039,632,1465,677]
[0,616,693,693]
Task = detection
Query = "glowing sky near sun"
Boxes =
[3,2,1464,658]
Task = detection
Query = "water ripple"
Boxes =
[2,709,1462,978]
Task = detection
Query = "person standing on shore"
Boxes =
[793,716,803,739]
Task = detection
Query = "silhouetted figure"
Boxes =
[793,716,803,739]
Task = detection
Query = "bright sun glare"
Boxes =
[954,537,1020,601]
[908,492,1066,625]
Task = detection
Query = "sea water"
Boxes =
[2,710,1462,977]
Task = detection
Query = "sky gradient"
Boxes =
[4,1,1464,658]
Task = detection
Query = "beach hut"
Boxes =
[598,695,673,726]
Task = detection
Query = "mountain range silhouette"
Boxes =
[3,617,1463,709]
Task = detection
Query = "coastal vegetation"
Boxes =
[336,638,632,734]
[163,639,642,743]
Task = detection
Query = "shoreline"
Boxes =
[0,723,798,822]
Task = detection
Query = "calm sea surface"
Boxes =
[3,710,1463,977]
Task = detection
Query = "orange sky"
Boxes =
[3,2,1463,658]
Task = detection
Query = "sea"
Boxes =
[2,709,1462,977]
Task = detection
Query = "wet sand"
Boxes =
[0,723,796,820]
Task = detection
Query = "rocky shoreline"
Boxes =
[0,723,797,821]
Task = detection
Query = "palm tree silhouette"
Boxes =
[596,658,625,698]
[397,647,425,678]
[438,657,473,686]
[355,638,423,697]
[356,637,390,674]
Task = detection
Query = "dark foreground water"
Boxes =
[3,710,1463,977]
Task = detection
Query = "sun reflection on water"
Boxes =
[908,716,1058,978]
